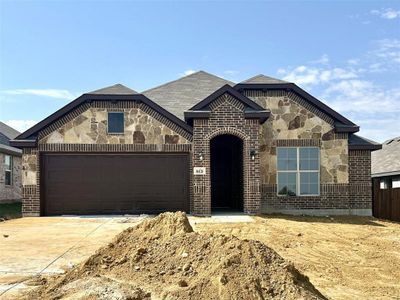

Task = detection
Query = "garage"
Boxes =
[41,153,190,215]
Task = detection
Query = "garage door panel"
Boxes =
[42,153,189,215]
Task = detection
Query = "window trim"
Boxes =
[277,147,320,197]
[107,111,125,134]
[392,177,400,189]
[4,154,13,186]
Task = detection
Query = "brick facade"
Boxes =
[349,150,372,211]
[191,93,260,216]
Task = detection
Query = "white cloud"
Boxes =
[347,59,359,65]
[323,80,400,113]
[2,89,76,100]
[310,54,330,65]
[280,66,357,87]
[371,8,400,19]
[276,47,400,142]
[179,70,197,76]
[372,39,400,65]
[4,120,38,133]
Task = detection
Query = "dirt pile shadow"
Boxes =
[22,212,327,300]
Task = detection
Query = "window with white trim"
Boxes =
[277,147,320,196]
[5,155,12,186]
[392,177,400,189]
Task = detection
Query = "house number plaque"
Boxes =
[193,167,206,175]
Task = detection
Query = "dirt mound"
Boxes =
[23,212,326,299]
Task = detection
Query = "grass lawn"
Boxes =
[0,202,22,219]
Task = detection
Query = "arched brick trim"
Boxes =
[191,95,261,216]
[205,127,249,141]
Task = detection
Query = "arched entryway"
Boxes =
[210,134,244,212]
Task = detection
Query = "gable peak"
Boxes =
[89,83,137,95]
[241,74,288,84]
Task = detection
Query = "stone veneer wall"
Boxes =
[39,101,191,145]
[243,90,371,215]
[192,93,260,216]
[21,100,192,216]
[0,153,22,202]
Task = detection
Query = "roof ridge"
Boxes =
[197,70,235,85]
[142,70,234,93]
[244,74,265,81]
[383,136,400,145]
[241,74,288,84]
[88,83,137,95]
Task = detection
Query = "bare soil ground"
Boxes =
[192,215,400,300]
[21,212,326,300]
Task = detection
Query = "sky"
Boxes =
[0,0,399,142]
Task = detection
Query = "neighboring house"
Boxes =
[371,137,400,221]
[11,71,381,217]
[0,122,22,203]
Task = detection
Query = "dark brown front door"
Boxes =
[42,153,189,215]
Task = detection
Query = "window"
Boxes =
[4,155,12,186]
[108,112,124,134]
[392,177,400,189]
[277,147,320,196]
[380,179,389,189]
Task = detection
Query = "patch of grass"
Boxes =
[0,202,22,220]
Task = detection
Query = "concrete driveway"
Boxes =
[0,215,146,298]
[0,214,254,299]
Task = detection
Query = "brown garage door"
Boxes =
[41,153,189,215]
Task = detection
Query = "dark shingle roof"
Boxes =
[89,84,137,95]
[0,121,20,140]
[142,71,234,119]
[0,122,21,154]
[241,74,288,84]
[372,136,400,177]
[348,134,381,150]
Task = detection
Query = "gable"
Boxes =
[255,90,336,139]
[11,92,193,148]
[234,82,359,133]
[39,101,191,145]
[184,85,270,125]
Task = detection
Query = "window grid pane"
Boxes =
[278,172,297,196]
[4,155,12,185]
[392,178,400,189]
[380,179,388,189]
[5,171,11,185]
[299,147,319,171]
[299,172,319,195]
[277,147,297,171]
[277,147,320,196]
[4,155,11,170]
